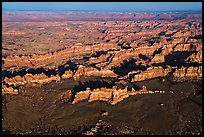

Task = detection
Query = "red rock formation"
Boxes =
[71,85,168,105]
[88,87,113,102]
[99,68,118,77]
[50,74,61,81]
[88,53,111,65]
[173,66,202,78]
[151,54,165,63]
[61,70,74,79]
[111,86,129,105]
[3,73,61,88]
[2,14,202,97]
[73,65,118,80]
[2,84,18,95]
[131,66,171,82]
[3,43,120,71]
[187,51,202,63]
[173,43,193,52]
[72,88,91,104]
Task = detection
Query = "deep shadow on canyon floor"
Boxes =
[2,77,202,135]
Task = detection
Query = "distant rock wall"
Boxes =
[2,43,120,71]
[4,73,60,87]
[2,65,118,93]
[131,66,202,82]
[173,66,202,78]
[131,66,171,82]
[73,65,118,80]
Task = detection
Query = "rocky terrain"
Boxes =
[2,12,202,135]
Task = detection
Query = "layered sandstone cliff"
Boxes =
[3,43,120,71]
[2,15,202,97]
[173,66,202,78]
[4,73,60,87]
[71,85,167,105]
[131,66,172,82]
[73,65,118,80]
[2,84,18,95]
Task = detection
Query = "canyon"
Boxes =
[2,12,202,135]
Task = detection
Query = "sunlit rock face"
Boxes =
[88,88,113,103]
[173,66,202,78]
[2,84,18,95]
[2,44,120,71]
[61,70,73,79]
[71,85,164,105]
[72,88,91,104]
[111,86,129,105]
[73,66,118,80]
[2,12,202,98]
[131,66,171,82]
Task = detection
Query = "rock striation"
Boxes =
[2,13,202,96]
[3,43,120,71]
[2,84,18,95]
[131,66,172,82]
[72,85,167,105]
[173,66,202,78]
[73,65,118,80]
[4,73,60,87]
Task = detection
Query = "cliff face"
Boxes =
[103,45,160,69]
[3,73,60,87]
[89,88,113,103]
[131,66,172,82]
[2,84,18,95]
[111,86,129,105]
[61,70,74,79]
[186,51,202,63]
[2,65,118,89]
[73,66,118,80]
[131,65,202,82]
[2,14,202,97]
[173,66,202,78]
[72,88,91,104]
[71,85,168,105]
[151,54,165,64]
[2,43,120,71]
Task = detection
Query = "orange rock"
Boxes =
[61,70,73,79]
[131,66,171,82]
[72,88,91,104]
[111,86,129,105]
[2,84,18,95]
[88,88,113,102]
